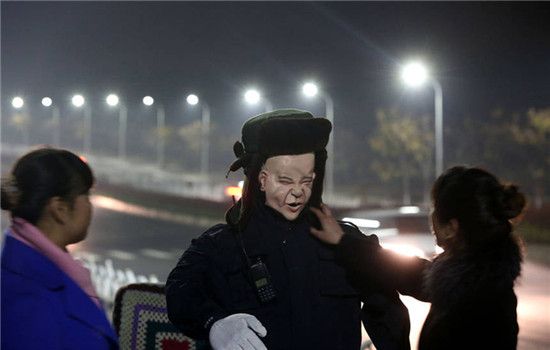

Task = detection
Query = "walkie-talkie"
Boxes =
[249,258,276,303]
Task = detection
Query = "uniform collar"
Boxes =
[239,202,310,258]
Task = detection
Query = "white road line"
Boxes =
[106,249,137,261]
[140,248,176,260]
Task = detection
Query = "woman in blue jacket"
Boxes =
[1,147,119,350]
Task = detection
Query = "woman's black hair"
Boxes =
[431,166,526,251]
[1,146,94,225]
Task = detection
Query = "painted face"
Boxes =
[66,193,93,245]
[259,153,316,221]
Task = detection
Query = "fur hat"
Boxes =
[228,109,331,173]
[226,109,332,229]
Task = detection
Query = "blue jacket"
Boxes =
[1,235,119,350]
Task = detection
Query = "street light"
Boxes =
[72,94,85,107]
[402,62,428,87]
[143,96,165,169]
[41,97,53,107]
[401,61,444,177]
[106,94,119,106]
[187,94,199,106]
[72,94,91,153]
[187,94,210,176]
[244,89,273,112]
[106,94,127,159]
[11,96,29,144]
[42,97,60,146]
[143,96,154,106]
[302,82,335,199]
[12,97,24,109]
[302,83,318,97]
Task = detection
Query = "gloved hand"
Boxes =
[209,313,268,350]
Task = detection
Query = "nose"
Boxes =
[291,186,304,198]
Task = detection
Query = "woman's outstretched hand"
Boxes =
[310,203,345,245]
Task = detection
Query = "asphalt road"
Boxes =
[1,193,548,349]
[71,195,216,281]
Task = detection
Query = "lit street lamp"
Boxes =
[72,94,85,107]
[72,94,91,154]
[302,82,335,199]
[143,96,166,169]
[402,62,444,177]
[142,95,154,106]
[42,97,60,146]
[106,94,128,159]
[12,97,24,109]
[244,89,273,112]
[187,94,210,176]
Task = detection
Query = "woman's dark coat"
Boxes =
[335,233,522,350]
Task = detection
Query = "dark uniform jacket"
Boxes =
[335,233,522,350]
[166,203,411,350]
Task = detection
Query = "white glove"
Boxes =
[209,313,268,350]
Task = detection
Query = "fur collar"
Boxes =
[424,235,523,308]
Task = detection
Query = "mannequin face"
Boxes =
[259,153,316,221]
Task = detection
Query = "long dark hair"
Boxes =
[431,166,526,252]
[1,146,94,225]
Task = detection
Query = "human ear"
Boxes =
[47,197,70,224]
[443,218,459,240]
[259,170,268,192]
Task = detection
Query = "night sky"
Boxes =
[3,1,550,133]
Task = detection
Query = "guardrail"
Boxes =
[74,252,160,319]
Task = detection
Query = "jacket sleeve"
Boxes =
[334,224,433,350]
[335,228,431,300]
[165,229,230,340]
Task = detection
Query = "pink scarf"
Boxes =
[9,217,102,309]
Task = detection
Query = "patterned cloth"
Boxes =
[113,283,196,350]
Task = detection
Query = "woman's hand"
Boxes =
[310,204,345,245]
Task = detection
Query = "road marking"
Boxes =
[106,249,136,261]
[140,248,176,260]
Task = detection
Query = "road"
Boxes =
[1,193,548,349]
[70,195,208,280]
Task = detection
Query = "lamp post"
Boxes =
[244,89,273,112]
[302,82,335,198]
[143,96,165,169]
[106,94,127,159]
[42,97,60,147]
[72,94,91,154]
[11,96,29,145]
[402,62,444,177]
[187,94,210,176]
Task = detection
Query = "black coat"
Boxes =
[166,204,411,350]
[335,233,522,350]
